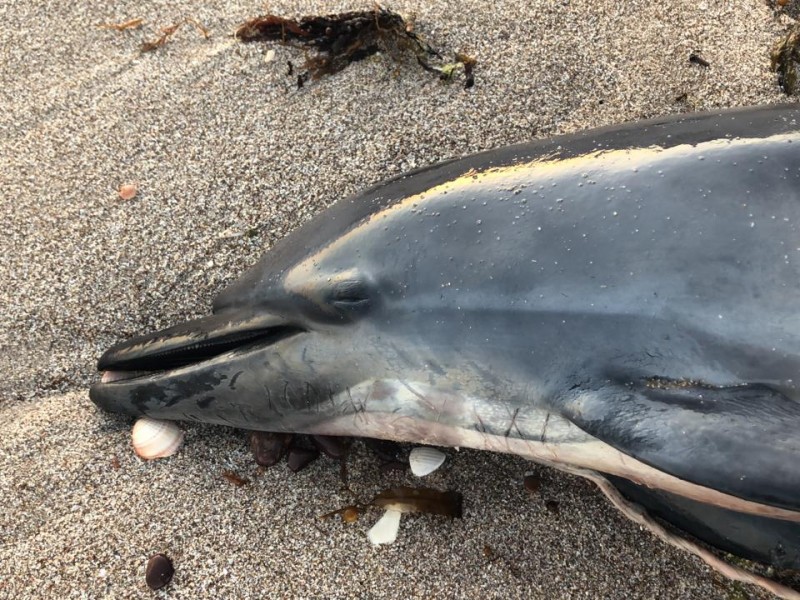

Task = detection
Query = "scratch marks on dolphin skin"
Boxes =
[345,386,356,413]
[475,412,487,434]
[327,386,337,410]
[263,382,284,419]
[399,380,438,415]
[541,412,551,444]
[236,408,250,426]
[504,407,521,438]
[304,382,319,411]
[283,381,292,410]
[229,370,243,390]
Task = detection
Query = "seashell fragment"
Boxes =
[131,417,184,460]
[118,183,137,200]
[409,446,446,477]
[367,509,402,545]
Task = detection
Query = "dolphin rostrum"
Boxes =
[90,105,800,594]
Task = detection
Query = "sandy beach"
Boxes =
[1,0,796,597]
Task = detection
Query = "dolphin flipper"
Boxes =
[560,380,800,511]
[607,475,800,570]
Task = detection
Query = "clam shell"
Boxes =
[367,509,402,545]
[409,446,446,477]
[131,417,184,460]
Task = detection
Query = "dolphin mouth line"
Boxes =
[97,324,305,384]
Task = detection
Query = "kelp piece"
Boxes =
[235,9,475,88]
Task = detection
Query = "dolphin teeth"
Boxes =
[409,446,446,477]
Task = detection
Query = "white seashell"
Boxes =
[367,509,402,545]
[409,446,446,477]
[131,417,184,460]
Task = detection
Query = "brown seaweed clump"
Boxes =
[772,23,800,95]
[235,8,475,88]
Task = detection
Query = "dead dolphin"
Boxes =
[90,105,800,588]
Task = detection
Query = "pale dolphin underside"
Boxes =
[91,105,800,589]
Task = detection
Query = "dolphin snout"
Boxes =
[96,309,303,373]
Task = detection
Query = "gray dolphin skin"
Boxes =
[91,105,800,580]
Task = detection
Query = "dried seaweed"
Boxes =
[141,18,210,53]
[772,24,800,95]
[235,8,475,88]
[371,486,463,518]
[98,18,144,32]
[320,486,463,521]
[221,469,250,486]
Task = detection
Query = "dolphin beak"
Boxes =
[96,309,303,375]
[89,308,309,423]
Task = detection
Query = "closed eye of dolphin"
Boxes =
[289,268,377,321]
[328,278,372,310]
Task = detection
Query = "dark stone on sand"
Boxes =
[145,553,174,591]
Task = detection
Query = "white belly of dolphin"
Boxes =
[309,378,800,523]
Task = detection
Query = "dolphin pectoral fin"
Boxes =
[559,380,800,512]
[606,475,800,570]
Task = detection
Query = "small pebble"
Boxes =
[286,446,319,472]
[523,473,541,494]
[311,435,351,460]
[249,431,292,467]
[145,553,174,591]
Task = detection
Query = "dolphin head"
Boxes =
[90,107,800,578]
[90,165,518,440]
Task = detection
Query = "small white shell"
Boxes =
[131,417,184,460]
[409,446,446,477]
[367,509,402,545]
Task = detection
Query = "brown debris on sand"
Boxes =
[98,18,144,32]
[140,18,210,53]
[235,8,476,88]
[772,23,800,94]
